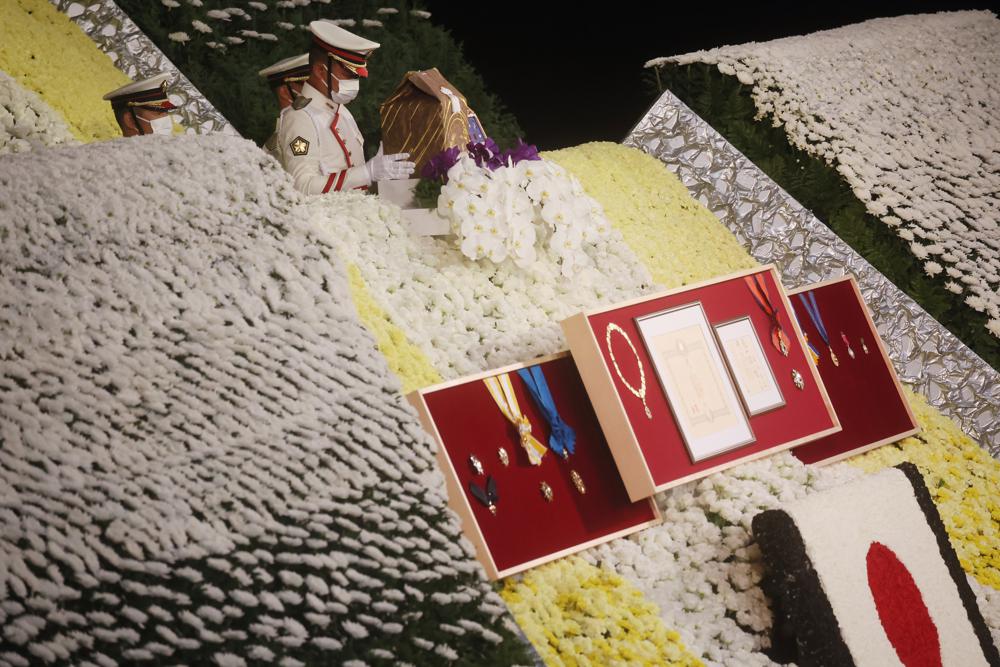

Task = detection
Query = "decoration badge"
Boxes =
[290,136,310,156]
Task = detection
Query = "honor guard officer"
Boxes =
[103,73,178,137]
[277,20,414,194]
[259,53,310,160]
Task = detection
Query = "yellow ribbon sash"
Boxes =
[484,373,548,466]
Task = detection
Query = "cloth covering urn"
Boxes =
[379,68,487,174]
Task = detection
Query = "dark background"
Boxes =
[424,1,1000,150]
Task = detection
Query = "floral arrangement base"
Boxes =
[752,463,1000,666]
[0,135,535,666]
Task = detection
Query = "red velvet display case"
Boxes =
[561,266,840,501]
[407,352,661,580]
[788,276,919,464]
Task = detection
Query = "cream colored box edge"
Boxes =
[406,351,662,580]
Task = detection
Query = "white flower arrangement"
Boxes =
[0,134,530,665]
[410,9,431,19]
[168,31,190,43]
[308,188,651,378]
[0,71,77,155]
[362,19,384,28]
[437,156,611,277]
[376,7,399,14]
[191,20,211,33]
[653,11,1000,337]
[333,141,1000,663]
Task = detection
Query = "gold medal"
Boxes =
[540,482,553,502]
[774,328,791,357]
[792,369,805,390]
[469,455,484,476]
[840,333,855,359]
[570,470,586,495]
[747,273,791,357]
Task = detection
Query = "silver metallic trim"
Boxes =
[51,0,236,135]
[625,91,999,457]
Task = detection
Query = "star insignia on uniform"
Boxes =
[290,136,309,156]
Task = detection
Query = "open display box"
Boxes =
[788,276,919,465]
[562,266,840,501]
[407,352,661,580]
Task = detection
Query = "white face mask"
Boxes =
[327,72,359,105]
[141,115,174,136]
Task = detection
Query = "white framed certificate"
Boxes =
[636,302,755,462]
[714,316,785,415]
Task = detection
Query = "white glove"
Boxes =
[366,143,415,182]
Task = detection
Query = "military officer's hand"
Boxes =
[366,143,416,182]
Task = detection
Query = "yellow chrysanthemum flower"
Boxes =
[346,264,441,393]
[1,0,130,142]
[544,142,758,288]
[501,557,705,667]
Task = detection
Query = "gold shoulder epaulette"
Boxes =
[292,94,310,110]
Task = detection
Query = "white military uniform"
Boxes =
[277,82,370,194]
[263,107,290,162]
[259,53,309,163]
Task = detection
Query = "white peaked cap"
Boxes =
[309,20,380,54]
[309,20,380,76]
[258,53,310,79]
[102,73,172,103]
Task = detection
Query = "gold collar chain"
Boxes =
[605,323,652,419]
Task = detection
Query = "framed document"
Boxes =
[636,302,755,462]
[561,265,840,501]
[714,316,785,415]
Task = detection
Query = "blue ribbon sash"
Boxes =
[516,365,576,459]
